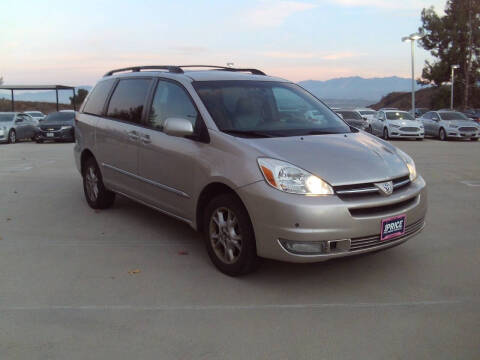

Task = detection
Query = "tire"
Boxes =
[203,193,259,276]
[36,139,43,144]
[7,130,16,144]
[439,128,447,141]
[383,127,389,140]
[416,138,423,141]
[82,157,115,209]
[368,125,372,134]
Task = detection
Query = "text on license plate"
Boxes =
[47,133,54,137]
[381,214,406,241]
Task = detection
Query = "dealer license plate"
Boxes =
[381,214,406,241]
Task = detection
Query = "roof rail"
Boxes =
[179,65,266,75]
[103,65,184,77]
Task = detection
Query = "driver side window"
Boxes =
[147,80,198,131]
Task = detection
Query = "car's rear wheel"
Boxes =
[8,130,16,144]
[439,128,447,141]
[203,193,258,276]
[383,128,389,140]
[83,157,115,209]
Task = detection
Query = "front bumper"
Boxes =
[446,129,478,138]
[238,176,427,263]
[36,128,74,141]
[389,129,424,138]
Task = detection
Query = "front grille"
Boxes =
[458,127,477,132]
[399,127,419,132]
[334,175,410,198]
[349,217,424,252]
[40,125,61,131]
[349,196,418,217]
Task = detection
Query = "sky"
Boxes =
[0,0,447,86]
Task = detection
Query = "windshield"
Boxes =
[359,110,375,115]
[26,112,44,117]
[193,81,351,137]
[337,111,362,120]
[0,114,15,122]
[439,112,470,120]
[386,111,414,120]
[43,112,74,122]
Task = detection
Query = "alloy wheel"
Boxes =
[85,166,99,202]
[9,131,16,143]
[209,207,242,264]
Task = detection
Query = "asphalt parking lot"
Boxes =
[1,139,479,359]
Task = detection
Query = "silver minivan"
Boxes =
[74,65,427,275]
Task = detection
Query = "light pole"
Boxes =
[450,64,460,109]
[402,33,423,117]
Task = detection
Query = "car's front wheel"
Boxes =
[203,193,259,276]
[383,128,389,140]
[8,130,16,144]
[439,128,447,141]
[83,157,115,209]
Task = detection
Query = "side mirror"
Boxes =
[432,117,439,121]
[163,117,194,137]
[15,119,23,123]
[362,116,367,120]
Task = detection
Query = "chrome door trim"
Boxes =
[113,189,193,226]
[101,163,191,199]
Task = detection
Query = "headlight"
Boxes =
[60,126,72,130]
[396,149,417,181]
[390,124,400,129]
[257,158,333,195]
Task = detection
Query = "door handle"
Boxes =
[127,130,139,141]
[140,133,151,144]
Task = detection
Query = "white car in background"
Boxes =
[355,108,377,132]
[371,110,424,140]
[24,111,46,125]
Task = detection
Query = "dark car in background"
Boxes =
[410,108,429,118]
[462,109,480,124]
[335,109,369,131]
[35,111,75,143]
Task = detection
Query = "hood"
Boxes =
[40,119,74,127]
[237,132,409,186]
[387,119,421,127]
[444,120,478,128]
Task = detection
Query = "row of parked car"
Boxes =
[0,110,75,144]
[333,107,480,141]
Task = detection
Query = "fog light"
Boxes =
[279,239,328,254]
[279,239,351,255]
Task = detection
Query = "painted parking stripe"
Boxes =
[460,181,480,187]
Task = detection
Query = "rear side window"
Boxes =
[147,80,198,130]
[83,79,115,116]
[107,79,151,124]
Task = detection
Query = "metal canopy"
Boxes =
[0,85,76,112]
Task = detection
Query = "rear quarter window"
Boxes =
[83,79,115,116]
[106,78,152,124]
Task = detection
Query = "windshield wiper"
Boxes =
[303,130,338,135]
[222,129,276,138]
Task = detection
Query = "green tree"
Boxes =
[70,88,89,107]
[418,0,480,108]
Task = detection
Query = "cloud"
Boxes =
[261,50,363,60]
[245,1,317,27]
[325,0,446,13]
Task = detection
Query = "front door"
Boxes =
[137,79,203,221]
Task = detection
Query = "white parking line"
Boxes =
[0,299,477,312]
[460,180,480,187]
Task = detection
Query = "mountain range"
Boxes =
[1,77,423,107]
[299,76,425,106]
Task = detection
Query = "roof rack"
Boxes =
[104,65,183,77]
[103,65,266,77]
[178,65,266,75]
